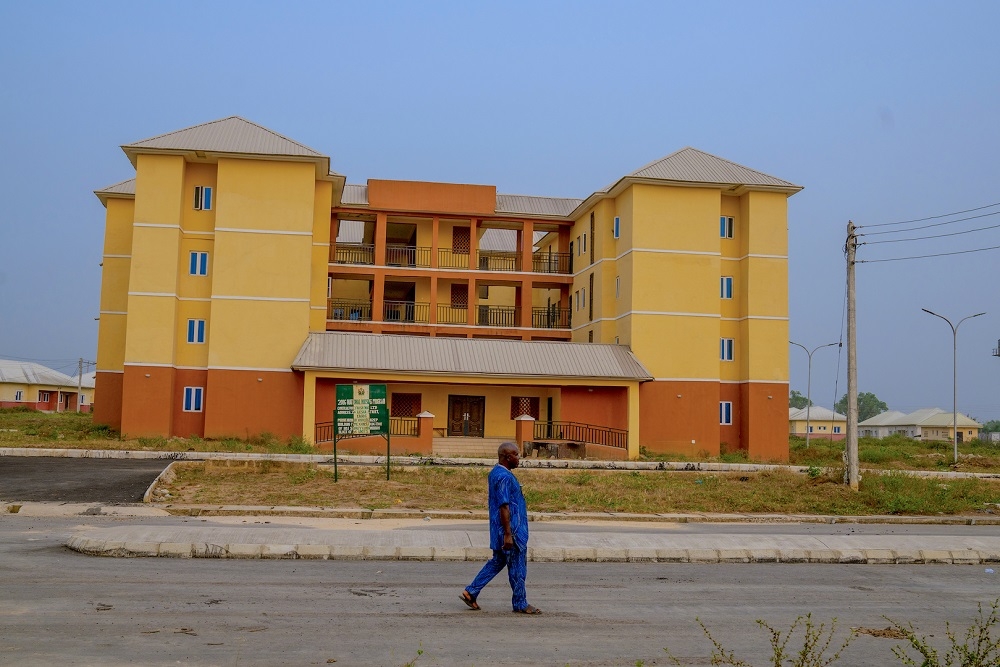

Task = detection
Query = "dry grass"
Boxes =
[160,461,1000,516]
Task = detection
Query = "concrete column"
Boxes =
[430,217,439,268]
[416,411,435,454]
[515,414,535,453]
[626,382,641,460]
[301,371,317,445]
[520,220,534,273]
[374,212,388,265]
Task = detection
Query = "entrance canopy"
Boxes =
[291,332,652,381]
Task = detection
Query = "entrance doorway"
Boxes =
[448,395,486,437]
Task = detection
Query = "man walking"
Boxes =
[460,441,541,614]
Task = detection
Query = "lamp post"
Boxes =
[790,341,841,448]
[921,309,986,464]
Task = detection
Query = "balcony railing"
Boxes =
[477,305,519,327]
[383,301,430,323]
[328,299,372,321]
[437,304,468,325]
[315,417,418,443]
[532,251,572,274]
[386,244,431,268]
[332,243,375,265]
[531,306,571,329]
[438,249,470,269]
[478,251,520,272]
[533,421,628,449]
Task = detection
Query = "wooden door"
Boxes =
[448,395,486,437]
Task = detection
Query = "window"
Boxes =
[582,233,587,254]
[193,186,213,211]
[391,393,422,417]
[614,336,619,344]
[720,216,734,239]
[615,276,620,299]
[833,426,842,434]
[187,319,206,344]
[720,276,733,299]
[510,396,540,420]
[189,251,208,276]
[478,285,489,300]
[720,338,734,361]
[613,216,620,239]
[14,390,23,401]
[587,330,594,343]
[588,273,594,320]
[720,401,733,425]
[183,386,204,412]
[581,287,586,309]
[589,214,595,264]
[39,391,50,402]
[327,276,332,298]
[576,236,581,255]
[808,426,814,433]
[575,290,580,310]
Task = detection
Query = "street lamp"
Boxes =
[790,341,841,448]
[921,308,986,464]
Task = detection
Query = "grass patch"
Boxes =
[157,462,1000,515]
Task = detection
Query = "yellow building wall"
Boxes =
[311,181,334,331]
[208,158,316,369]
[98,198,136,373]
[181,162,217,234]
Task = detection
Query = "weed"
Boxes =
[888,598,1000,666]
[807,465,823,479]
[285,435,314,454]
[672,613,855,666]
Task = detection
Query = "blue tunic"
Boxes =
[487,464,528,550]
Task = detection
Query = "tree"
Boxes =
[789,390,813,409]
[835,392,888,422]
[983,420,1000,433]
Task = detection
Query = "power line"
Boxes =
[858,209,1000,236]
[857,200,1000,229]
[862,221,1000,244]
[857,243,1000,263]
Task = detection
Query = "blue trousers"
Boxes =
[466,547,528,611]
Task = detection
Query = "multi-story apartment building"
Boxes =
[94,117,800,460]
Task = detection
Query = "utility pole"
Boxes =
[845,222,859,490]
[76,358,83,413]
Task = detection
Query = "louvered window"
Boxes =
[510,397,540,420]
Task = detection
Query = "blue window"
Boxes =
[720,276,733,299]
[720,401,733,425]
[186,319,206,344]
[720,338,734,361]
[189,251,208,276]
[193,186,213,211]
[183,386,203,412]
[613,216,620,239]
[834,426,842,434]
[720,216,734,239]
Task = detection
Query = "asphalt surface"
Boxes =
[6,515,1000,666]
[0,456,168,503]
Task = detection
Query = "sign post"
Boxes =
[333,384,389,481]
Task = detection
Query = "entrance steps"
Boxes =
[432,437,507,458]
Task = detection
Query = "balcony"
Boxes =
[383,301,430,323]
[330,242,571,274]
[331,243,375,265]
[531,306,571,329]
[328,299,372,321]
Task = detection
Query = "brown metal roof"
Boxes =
[292,332,652,381]
[94,178,136,206]
[616,147,800,191]
[495,193,582,217]
[123,116,325,158]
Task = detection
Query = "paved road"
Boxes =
[5,515,1000,666]
[0,457,167,503]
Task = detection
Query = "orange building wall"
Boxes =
[639,381,721,457]
[92,373,124,430]
[367,179,496,215]
[121,366,175,437]
[740,382,789,462]
[560,386,628,430]
[203,370,304,440]
[720,383,742,452]
[172,369,208,438]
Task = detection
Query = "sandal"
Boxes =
[460,590,480,610]
[513,605,542,614]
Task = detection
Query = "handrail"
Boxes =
[315,417,418,443]
[383,301,430,324]
[328,299,372,321]
[331,243,375,265]
[532,420,628,449]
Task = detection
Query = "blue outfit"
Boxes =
[466,464,530,611]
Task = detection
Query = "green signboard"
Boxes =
[335,384,388,435]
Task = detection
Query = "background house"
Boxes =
[858,408,981,441]
[788,406,846,440]
[0,360,94,412]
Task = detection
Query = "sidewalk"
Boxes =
[7,502,995,565]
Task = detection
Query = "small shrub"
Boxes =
[888,598,1000,666]
[285,435,314,454]
[807,465,823,479]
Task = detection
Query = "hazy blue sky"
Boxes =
[1,1,998,420]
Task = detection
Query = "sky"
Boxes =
[1,1,998,421]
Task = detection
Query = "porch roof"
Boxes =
[291,332,652,381]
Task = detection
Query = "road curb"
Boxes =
[63,539,1000,565]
